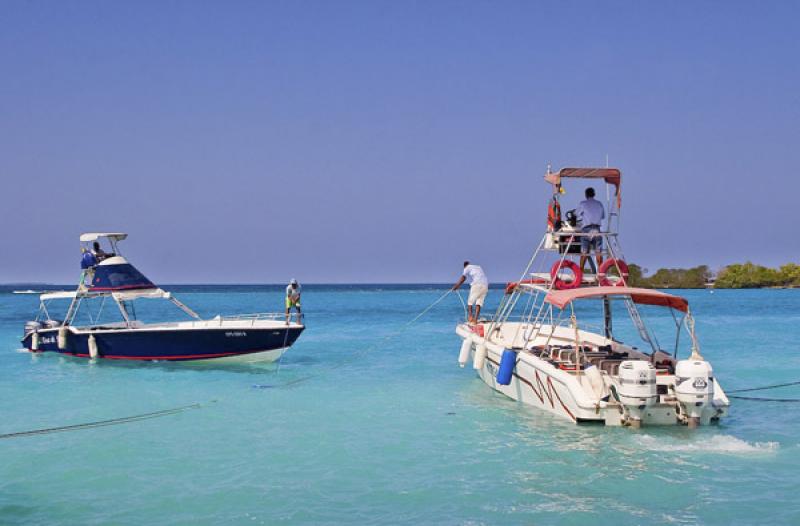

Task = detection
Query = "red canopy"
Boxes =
[544,167,622,207]
[544,286,689,313]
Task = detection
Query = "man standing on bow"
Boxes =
[452,261,489,324]
[285,279,302,325]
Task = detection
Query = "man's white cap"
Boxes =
[290,278,298,285]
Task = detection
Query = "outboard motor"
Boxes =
[24,321,42,351]
[617,360,657,427]
[24,320,42,336]
[675,359,714,428]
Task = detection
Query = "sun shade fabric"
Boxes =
[544,286,689,313]
[89,263,156,291]
[544,167,622,207]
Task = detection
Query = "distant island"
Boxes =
[627,263,800,289]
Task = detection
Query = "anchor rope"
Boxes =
[0,402,207,440]
[253,288,459,390]
[728,395,800,403]
[726,380,800,394]
[724,379,800,402]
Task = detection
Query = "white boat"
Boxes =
[455,167,729,427]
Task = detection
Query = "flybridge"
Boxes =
[78,233,156,292]
[88,257,156,291]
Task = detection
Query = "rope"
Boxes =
[728,395,800,403]
[455,290,468,320]
[253,289,457,390]
[404,289,453,326]
[274,318,293,376]
[727,380,800,394]
[0,402,206,440]
[721,379,800,402]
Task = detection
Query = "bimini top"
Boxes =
[545,286,689,313]
[40,288,170,302]
[79,232,128,242]
[544,167,621,189]
[544,167,622,206]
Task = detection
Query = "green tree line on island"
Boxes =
[625,262,800,289]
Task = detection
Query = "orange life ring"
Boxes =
[547,198,562,230]
[598,259,629,287]
[550,260,583,290]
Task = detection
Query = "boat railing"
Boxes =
[217,312,302,326]
[124,312,302,330]
[476,314,604,332]
[219,312,286,321]
[550,230,618,237]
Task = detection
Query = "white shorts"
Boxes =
[468,283,489,307]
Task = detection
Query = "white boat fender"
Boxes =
[473,343,488,370]
[88,334,99,360]
[57,326,69,350]
[583,364,605,399]
[31,331,40,351]
[458,337,473,368]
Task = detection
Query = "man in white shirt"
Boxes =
[577,187,605,272]
[285,279,302,324]
[452,261,489,324]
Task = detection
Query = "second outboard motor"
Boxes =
[675,359,714,428]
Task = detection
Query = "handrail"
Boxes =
[218,312,286,321]
[551,231,618,237]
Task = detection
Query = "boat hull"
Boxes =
[456,324,729,426]
[21,325,303,362]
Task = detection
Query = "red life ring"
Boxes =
[598,259,629,287]
[550,260,583,290]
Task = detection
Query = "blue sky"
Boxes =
[1,1,798,283]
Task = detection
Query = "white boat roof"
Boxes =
[79,232,128,242]
[40,288,169,301]
[40,290,77,301]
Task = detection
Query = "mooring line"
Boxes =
[0,402,207,440]
[253,289,458,390]
[728,395,800,403]
[727,380,800,394]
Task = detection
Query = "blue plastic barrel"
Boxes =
[497,349,517,385]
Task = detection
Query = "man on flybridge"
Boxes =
[452,261,489,324]
[577,186,605,273]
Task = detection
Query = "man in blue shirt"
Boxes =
[577,187,605,273]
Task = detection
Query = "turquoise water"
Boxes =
[1,285,799,525]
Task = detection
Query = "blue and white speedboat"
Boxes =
[21,233,303,362]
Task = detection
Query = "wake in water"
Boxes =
[635,434,779,454]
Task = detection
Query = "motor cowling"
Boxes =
[675,359,714,422]
[617,360,657,425]
[24,320,42,336]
